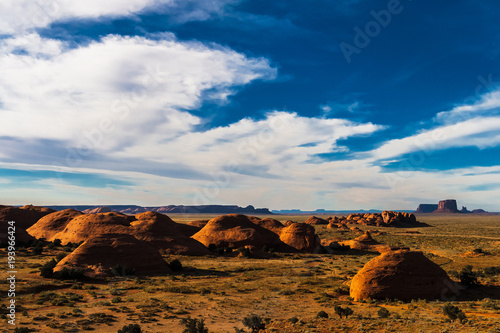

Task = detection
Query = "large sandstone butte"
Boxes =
[434,199,459,213]
[350,249,453,301]
[192,214,296,252]
[51,212,133,245]
[27,209,83,241]
[54,233,171,278]
[415,204,439,213]
[130,212,209,255]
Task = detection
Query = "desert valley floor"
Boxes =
[1,213,500,333]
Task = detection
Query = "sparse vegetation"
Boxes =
[242,314,265,332]
[117,323,142,333]
[180,317,209,333]
[443,303,466,322]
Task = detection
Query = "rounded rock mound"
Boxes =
[279,222,320,252]
[130,211,209,255]
[304,216,329,225]
[27,209,83,241]
[192,214,292,251]
[350,249,453,301]
[51,212,133,245]
[54,233,171,277]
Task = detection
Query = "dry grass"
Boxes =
[1,214,499,332]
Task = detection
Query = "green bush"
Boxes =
[39,259,57,278]
[242,314,265,333]
[117,324,142,333]
[377,307,390,318]
[459,265,479,287]
[334,305,353,319]
[443,304,466,322]
[180,317,209,333]
[316,310,328,318]
[168,259,183,272]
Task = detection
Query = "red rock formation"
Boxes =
[27,209,83,241]
[433,200,459,213]
[130,212,209,255]
[54,233,171,277]
[304,216,329,225]
[350,249,453,301]
[279,222,320,253]
[192,214,293,252]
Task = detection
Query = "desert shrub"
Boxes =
[334,305,353,318]
[111,297,122,303]
[14,327,31,333]
[118,324,142,333]
[316,310,328,318]
[180,317,209,333]
[482,266,500,277]
[56,267,85,280]
[377,307,390,318]
[40,259,57,278]
[56,252,67,262]
[53,239,62,246]
[168,259,183,272]
[32,244,44,255]
[112,264,136,276]
[71,282,83,289]
[63,246,72,252]
[459,265,479,287]
[242,314,265,332]
[88,313,116,323]
[237,247,251,258]
[443,304,466,322]
[110,288,126,295]
[208,244,217,252]
[288,316,299,324]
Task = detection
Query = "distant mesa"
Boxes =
[47,204,272,215]
[350,249,454,301]
[54,233,171,278]
[415,199,489,214]
[82,206,111,214]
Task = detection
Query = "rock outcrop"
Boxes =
[279,222,320,252]
[191,214,294,252]
[130,212,209,255]
[50,212,133,245]
[434,199,459,213]
[27,209,83,241]
[326,211,423,228]
[339,231,390,253]
[1,205,55,244]
[54,233,171,277]
[350,249,453,301]
[304,216,329,225]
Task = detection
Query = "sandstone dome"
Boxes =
[50,212,133,245]
[304,216,329,225]
[130,211,210,255]
[340,231,390,252]
[0,205,55,230]
[54,233,171,277]
[350,249,453,301]
[279,222,320,252]
[27,209,83,241]
[191,214,291,251]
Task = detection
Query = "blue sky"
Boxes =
[1,0,499,211]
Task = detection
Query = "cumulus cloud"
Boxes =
[0,33,276,153]
[0,0,237,35]
[435,90,500,124]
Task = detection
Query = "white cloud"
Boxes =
[0,0,237,35]
[0,34,276,152]
[371,116,500,161]
[434,90,500,124]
